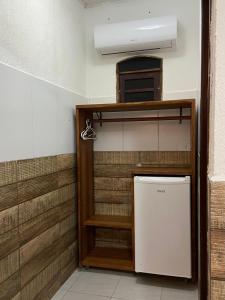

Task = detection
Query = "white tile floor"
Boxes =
[51,268,198,300]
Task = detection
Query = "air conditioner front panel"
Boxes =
[94,15,177,54]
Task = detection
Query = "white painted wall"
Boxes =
[85,0,201,103]
[84,0,200,152]
[0,0,86,96]
[0,62,86,162]
[0,0,201,160]
[209,0,225,179]
[0,0,87,162]
[94,109,191,152]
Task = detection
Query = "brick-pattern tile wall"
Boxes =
[210,181,225,300]
[93,150,190,250]
[0,154,77,300]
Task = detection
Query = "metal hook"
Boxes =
[179,108,183,124]
[86,119,92,128]
[96,112,103,127]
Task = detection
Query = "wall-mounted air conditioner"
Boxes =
[94,15,177,55]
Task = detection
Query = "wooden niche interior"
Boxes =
[116,56,162,103]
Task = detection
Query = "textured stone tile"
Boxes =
[19,190,58,224]
[94,151,140,165]
[59,200,75,221]
[11,292,21,300]
[94,164,134,178]
[211,230,225,278]
[19,207,60,246]
[139,151,159,165]
[0,228,19,259]
[21,257,61,300]
[20,242,60,287]
[0,161,17,187]
[95,190,132,204]
[57,154,76,171]
[157,151,191,165]
[0,154,78,299]
[58,229,77,255]
[60,242,77,270]
[96,228,131,249]
[0,250,19,284]
[57,169,76,188]
[18,174,58,204]
[58,184,76,205]
[94,151,192,167]
[60,261,77,287]
[20,224,60,266]
[211,181,225,230]
[0,184,18,212]
[21,229,75,287]
[95,203,132,217]
[0,206,18,235]
[211,280,225,300]
[0,271,20,300]
[60,214,76,237]
[94,177,132,191]
[34,273,61,300]
[17,156,57,181]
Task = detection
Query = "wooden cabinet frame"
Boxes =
[76,99,197,281]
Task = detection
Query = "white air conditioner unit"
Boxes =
[94,15,177,55]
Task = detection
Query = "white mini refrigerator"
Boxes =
[134,176,191,278]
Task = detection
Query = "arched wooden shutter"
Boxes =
[117,56,162,103]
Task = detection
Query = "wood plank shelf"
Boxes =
[82,247,134,271]
[132,166,192,176]
[84,215,132,229]
[76,99,194,112]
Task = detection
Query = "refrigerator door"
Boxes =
[134,176,191,278]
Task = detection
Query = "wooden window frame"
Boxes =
[116,56,162,103]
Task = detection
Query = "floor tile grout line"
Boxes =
[67,288,117,298]
[111,275,122,298]
[160,285,163,300]
[62,289,114,299]
[66,269,123,299]
[58,269,198,300]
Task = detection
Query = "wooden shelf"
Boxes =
[132,166,193,176]
[76,99,194,112]
[84,215,132,229]
[82,247,134,271]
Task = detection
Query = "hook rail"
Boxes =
[93,115,191,123]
